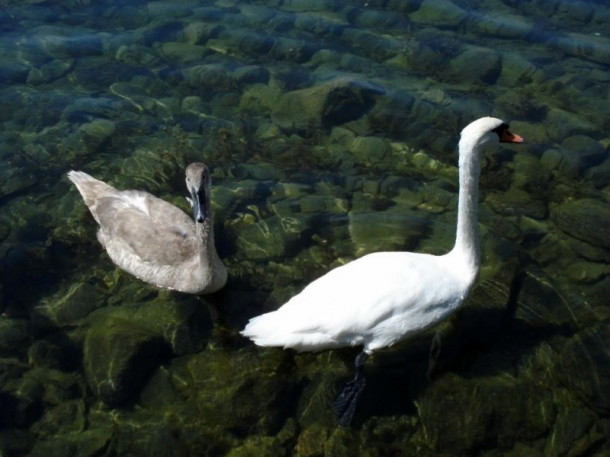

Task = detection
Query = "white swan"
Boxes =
[67,162,227,294]
[241,117,524,425]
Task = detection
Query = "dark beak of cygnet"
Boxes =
[191,187,207,223]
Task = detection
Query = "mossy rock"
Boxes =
[24,367,83,406]
[416,373,554,454]
[450,47,501,84]
[557,323,610,414]
[513,266,587,329]
[348,204,430,256]
[271,77,383,132]
[349,136,392,167]
[543,392,598,457]
[87,296,213,355]
[560,135,607,170]
[552,198,610,249]
[410,0,467,28]
[0,319,32,358]
[173,347,297,435]
[226,418,297,457]
[83,316,169,405]
[233,215,299,261]
[544,109,598,143]
[32,281,104,329]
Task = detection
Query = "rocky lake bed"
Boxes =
[0,0,609,456]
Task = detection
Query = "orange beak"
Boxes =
[500,130,524,143]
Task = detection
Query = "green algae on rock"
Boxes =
[171,347,297,435]
[0,0,609,455]
[271,77,384,132]
[83,315,169,405]
[552,198,610,249]
[557,323,610,414]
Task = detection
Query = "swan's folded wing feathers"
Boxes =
[241,251,465,352]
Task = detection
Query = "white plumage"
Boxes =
[241,117,524,425]
[244,249,473,352]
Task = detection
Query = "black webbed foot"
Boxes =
[332,351,369,427]
[332,374,366,427]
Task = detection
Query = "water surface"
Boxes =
[0,1,609,456]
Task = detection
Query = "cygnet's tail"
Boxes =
[67,170,116,207]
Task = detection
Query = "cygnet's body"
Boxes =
[68,162,227,294]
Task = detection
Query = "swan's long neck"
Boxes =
[451,134,482,273]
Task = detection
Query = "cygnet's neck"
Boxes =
[196,216,215,254]
[450,134,483,273]
[195,212,227,293]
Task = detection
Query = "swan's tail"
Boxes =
[241,314,281,347]
[67,170,116,207]
[241,312,337,351]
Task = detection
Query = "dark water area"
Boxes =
[0,0,609,456]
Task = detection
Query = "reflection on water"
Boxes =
[0,0,609,455]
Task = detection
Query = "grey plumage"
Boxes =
[68,162,227,294]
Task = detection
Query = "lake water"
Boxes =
[0,0,609,456]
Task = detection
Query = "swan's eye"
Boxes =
[492,123,509,138]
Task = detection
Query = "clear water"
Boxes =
[0,1,609,456]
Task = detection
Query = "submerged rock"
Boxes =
[181,21,223,45]
[587,158,610,189]
[560,135,607,170]
[32,29,103,59]
[26,59,74,85]
[545,109,598,144]
[514,266,587,329]
[0,167,37,198]
[349,204,430,256]
[83,315,168,405]
[27,340,65,370]
[558,323,610,413]
[554,32,610,65]
[410,0,468,28]
[172,348,296,434]
[32,281,104,329]
[543,398,598,457]
[0,319,32,358]
[182,63,233,91]
[233,65,270,85]
[0,216,10,242]
[349,136,392,167]
[497,52,540,87]
[472,13,535,40]
[450,46,501,84]
[416,373,554,454]
[78,118,116,151]
[271,77,384,132]
[232,214,298,261]
[552,198,610,249]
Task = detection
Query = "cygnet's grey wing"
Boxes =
[95,190,198,267]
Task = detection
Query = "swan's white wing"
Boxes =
[242,251,468,351]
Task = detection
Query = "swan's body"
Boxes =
[241,117,523,425]
[244,249,475,353]
[68,162,227,294]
